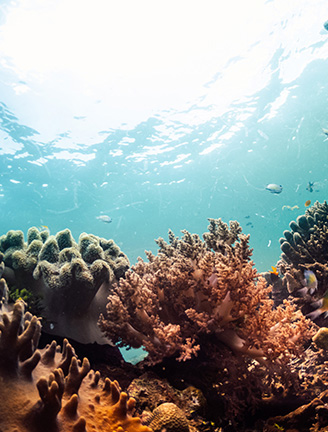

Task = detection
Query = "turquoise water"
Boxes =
[0,0,328,274]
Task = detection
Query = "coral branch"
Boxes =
[0,299,41,375]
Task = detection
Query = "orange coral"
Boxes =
[99,219,313,366]
[0,291,151,432]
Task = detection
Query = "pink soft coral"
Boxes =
[99,219,313,365]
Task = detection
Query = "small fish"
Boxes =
[39,225,50,232]
[269,266,279,276]
[273,424,284,431]
[96,215,112,223]
[282,205,299,211]
[324,21,328,31]
[307,289,328,320]
[305,200,311,207]
[266,184,283,194]
[304,270,318,294]
[306,182,314,193]
[323,127,328,136]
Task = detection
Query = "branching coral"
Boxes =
[0,227,130,343]
[99,218,313,366]
[0,291,151,432]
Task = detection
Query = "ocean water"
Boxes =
[0,0,328,276]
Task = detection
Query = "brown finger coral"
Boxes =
[99,218,313,366]
[0,291,151,432]
[273,201,328,326]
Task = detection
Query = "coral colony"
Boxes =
[0,227,129,343]
[272,201,328,325]
[0,297,151,432]
[99,219,311,367]
[2,209,328,430]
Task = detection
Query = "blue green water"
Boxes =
[0,0,328,274]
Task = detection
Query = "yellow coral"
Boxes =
[149,403,189,432]
[313,327,328,350]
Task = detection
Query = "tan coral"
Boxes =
[0,227,130,344]
[148,403,189,432]
[313,327,328,350]
[0,296,151,432]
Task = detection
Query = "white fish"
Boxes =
[96,215,112,223]
[265,184,283,194]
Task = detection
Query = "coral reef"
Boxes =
[264,390,328,432]
[263,327,328,431]
[0,292,151,432]
[0,227,129,343]
[127,372,204,432]
[125,324,328,431]
[99,218,313,367]
[273,201,328,326]
[1,217,326,431]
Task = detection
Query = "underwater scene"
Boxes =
[1,0,328,431]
